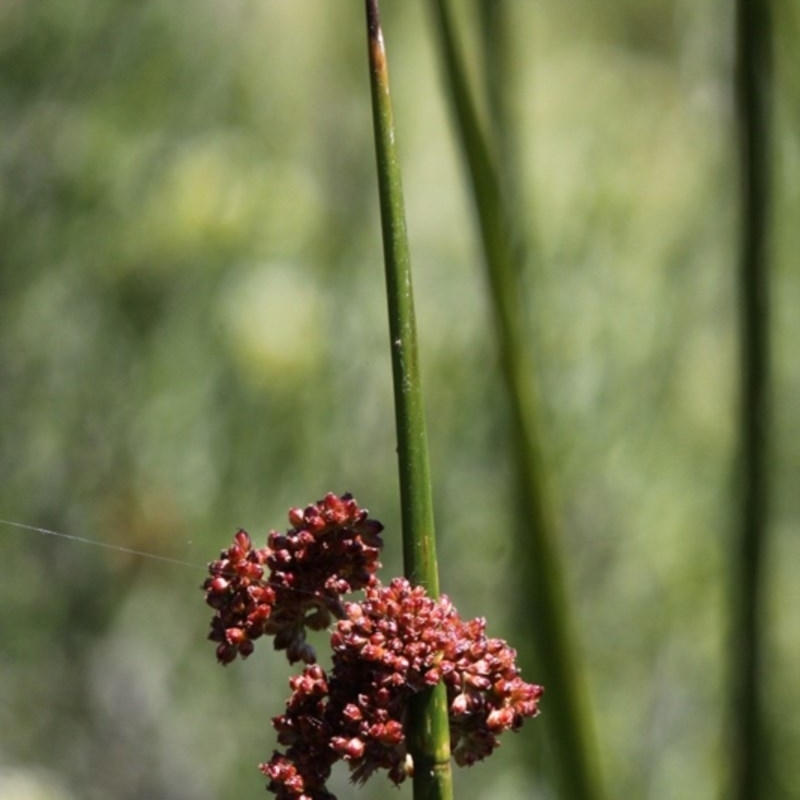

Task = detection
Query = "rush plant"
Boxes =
[200,3,543,800]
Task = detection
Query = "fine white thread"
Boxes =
[0,517,319,598]
[0,517,204,570]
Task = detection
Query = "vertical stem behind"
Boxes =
[730,0,772,797]
[364,3,453,799]
[475,0,520,226]
[427,3,606,800]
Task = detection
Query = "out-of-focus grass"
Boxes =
[0,2,797,800]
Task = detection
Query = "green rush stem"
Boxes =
[475,0,522,227]
[729,0,773,798]
[427,3,607,800]
[364,2,453,798]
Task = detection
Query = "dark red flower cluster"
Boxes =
[203,493,384,665]
[441,615,544,767]
[262,665,338,800]
[203,529,274,664]
[203,494,542,800]
[260,578,543,799]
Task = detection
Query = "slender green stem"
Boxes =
[427,4,606,800]
[729,0,773,798]
[475,0,536,288]
[475,0,521,228]
[364,2,452,798]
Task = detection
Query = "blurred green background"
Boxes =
[1,2,798,799]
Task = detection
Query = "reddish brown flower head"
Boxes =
[273,492,385,596]
[262,664,338,800]
[262,580,423,796]
[263,493,384,663]
[261,751,337,800]
[262,577,542,798]
[440,617,544,766]
[202,495,542,800]
[202,494,384,665]
[203,530,275,664]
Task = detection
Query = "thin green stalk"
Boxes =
[363,3,453,799]
[426,4,606,800]
[729,0,773,797]
[475,0,531,292]
[475,0,510,149]
[475,0,521,231]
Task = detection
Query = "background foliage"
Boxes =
[1,2,797,799]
